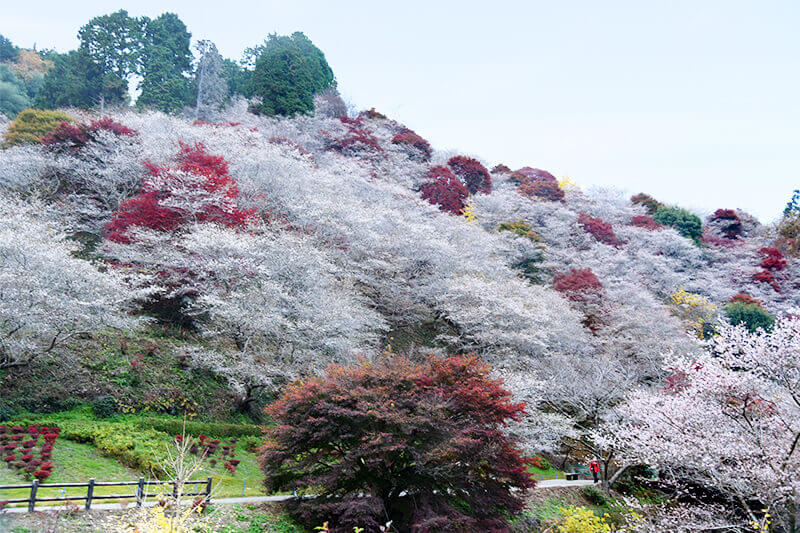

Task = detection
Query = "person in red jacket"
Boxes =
[589,459,601,484]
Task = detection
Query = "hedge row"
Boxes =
[134,417,264,438]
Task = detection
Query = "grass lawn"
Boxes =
[0,436,268,508]
[218,504,307,533]
[210,447,266,498]
[532,496,570,522]
[0,502,305,533]
[528,464,565,481]
[0,439,140,506]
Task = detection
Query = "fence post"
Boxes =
[85,478,95,511]
[136,477,145,507]
[205,477,213,501]
[172,480,178,500]
[28,479,39,513]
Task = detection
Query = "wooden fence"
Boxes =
[0,477,213,513]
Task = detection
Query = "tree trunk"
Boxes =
[606,464,629,491]
[194,55,206,121]
[236,385,262,413]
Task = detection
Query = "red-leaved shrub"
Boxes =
[491,164,511,174]
[754,270,780,292]
[41,117,137,152]
[518,179,565,202]
[510,167,557,184]
[364,108,387,119]
[577,213,622,247]
[427,165,455,180]
[630,215,663,231]
[447,156,492,194]
[391,129,432,161]
[513,167,565,202]
[759,247,787,271]
[701,231,738,248]
[709,209,743,239]
[631,193,663,214]
[553,269,604,302]
[106,142,256,243]
[260,355,534,532]
[325,117,383,155]
[730,293,763,308]
[420,176,470,215]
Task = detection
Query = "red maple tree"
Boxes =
[260,355,534,532]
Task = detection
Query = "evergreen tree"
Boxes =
[0,64,29,118]
[77,10,142,111]
[222,58,253,99]
[0,34,18,62]
[784,189,800,218]
[249,32,335,116]
[137,13,192,113]
[34,50,120,110]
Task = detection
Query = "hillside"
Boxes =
[1,99,799,530]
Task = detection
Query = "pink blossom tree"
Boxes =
[607,314,800,528]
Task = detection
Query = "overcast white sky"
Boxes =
[4,1,799,222]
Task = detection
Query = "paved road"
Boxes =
[536,479,594,489]
[1,479,594,514]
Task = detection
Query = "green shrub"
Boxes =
[238,435,262,453]
[15,396,82,414]
[0,402,16,422]
[2,416,171,474]
[514,256,544,284]
[498,220,541,241]
[653,206,703,244]
[92,395,118,418]
[2,108,73,147]
[532,455,551,470]
[582,485,609,506]
[56,420,170,474]
[135,417,263,438]
[725,302,776,333]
